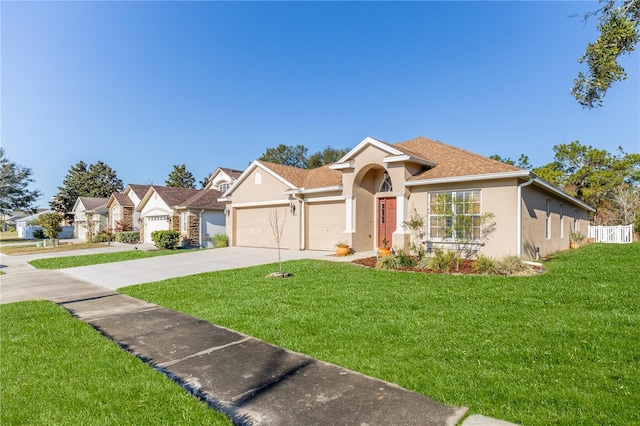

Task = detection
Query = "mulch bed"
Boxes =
[352,256,478,275]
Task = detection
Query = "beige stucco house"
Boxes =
[203,167,243,194]
[220,136,594,260]
[136,186,225,247]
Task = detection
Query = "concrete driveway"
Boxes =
[61,246,357,290]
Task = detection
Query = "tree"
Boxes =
[199,171,214,189]
[0,148,42,215]
[572,0,639,108]
[489,154,532,170]
[307,147,350,169]
[258,144,309,168]
[165,164,196,189]
[533,141,640,223]
[258,144,351,169]
[268,208,287,275]
[30,212,63,246]
[51,161,123,217]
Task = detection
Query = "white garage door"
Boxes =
[235,207,297,249]
[144,215,169,243]
[307,201,345,250]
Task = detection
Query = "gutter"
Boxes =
[199,209,204,248]
[405,170,531,187]
[517,175,535,257]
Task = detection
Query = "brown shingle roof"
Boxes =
[180,189,225,210]
[151,186,202,208]
[393,137,523,180]
[127,184,152,199]
[78,196,109,211]
[219,168,244,180]
[111,192,134,207]
[257,161,342,190]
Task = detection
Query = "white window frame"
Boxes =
[181,212,188,233]
[218,182,231,193]
[428,189,482,242]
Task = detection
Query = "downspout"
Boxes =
[517,175,535,257]
[292,194,305,250]
[199,209,204,248]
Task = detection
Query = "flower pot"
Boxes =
[569,242,578,249]
[336,246,350,256]
[587,238,594,244]
[378,247,391,257]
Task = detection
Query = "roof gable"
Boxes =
[73,196,109,212]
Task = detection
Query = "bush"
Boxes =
[375,255,401,270]
[211,233,229,248]
[496,255,528,275]
[91,231,113,243]
[151,230,181,250]
[115,231,140,243]
[425,248,457,272]
[396,249,417,267]
[475,255,498,274]
[32,228,45,239]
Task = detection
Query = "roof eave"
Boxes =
[283,185,343,195]
[383,154,436,167]
[405,170,531,186]
[531,177,596,212]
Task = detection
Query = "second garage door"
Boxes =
[235,206,298,249]
[307,201,345,251]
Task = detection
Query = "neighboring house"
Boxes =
[203,167,244,194]
[136,186,225,247]
[16,210,74,239]
[106,184,151,232]
[220,136,594,260]
[72,197,109,240]
[2,211,29,231]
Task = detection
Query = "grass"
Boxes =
[28,248,198,269]
[0,242,107,256]
[120,243,640,425]
[0,301,231,425]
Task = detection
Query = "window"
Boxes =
[218,182,231,193]
[559,204,564,238]
[379,172,393,193]
[429,190,481,241]
[545,199,551,239]
[112,205,121,225]
[181,212,188,233]
[574,209,578,231]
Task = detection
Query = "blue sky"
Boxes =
[2,1,638,208]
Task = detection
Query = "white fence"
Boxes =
[588,225,634,244]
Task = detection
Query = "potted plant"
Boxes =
[335,241,350,256]
[569,231,584,249]
[378,237,391,257]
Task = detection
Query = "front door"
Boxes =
[378,197,396,247]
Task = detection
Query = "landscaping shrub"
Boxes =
[151,230,180,250]
[211,233,229,248]
[396,249,417,268]
[475,255,498,274]
[425,248,457,272]
[115,231,140,243]
[32,229,45,239]
[496,255,528,275]
[91,231,113,243]
[375,254,401,270]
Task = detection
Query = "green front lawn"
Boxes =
[29,248,199,269]
[0,301,231,425]
[120,243,640,425]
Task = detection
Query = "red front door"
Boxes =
[378,197,396,247]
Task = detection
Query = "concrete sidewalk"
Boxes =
[0,248,517,425]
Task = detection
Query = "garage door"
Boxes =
[307,201,345,250]
[235,206,297,249]
[144,215,169,243]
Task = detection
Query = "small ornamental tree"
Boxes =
[401,207,427,259]
[268,208,287,274]
[30,212,63,246]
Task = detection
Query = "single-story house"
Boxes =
[203,167,244,194]
[220,136,594,260]
[136,186,225,247]
[106,184,151,232]
[2,211,29,231]
[16,210,74,239]
[72,197,109,240]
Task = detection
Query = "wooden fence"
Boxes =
[587,225,634,244]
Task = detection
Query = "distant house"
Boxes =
[203,167,243,194]
[2,211,29,231]
[15,210,74,240]
[220,136,594,260]
[106,184,151,232]
[136,186,225,247]
[72,197,109,240]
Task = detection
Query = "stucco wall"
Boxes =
[231,167,292,204]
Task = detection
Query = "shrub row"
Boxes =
[151,230,181,250]
[115,231,140,243]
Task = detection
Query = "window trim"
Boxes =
[428,189,482,242]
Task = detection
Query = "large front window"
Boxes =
[429,190,481,241]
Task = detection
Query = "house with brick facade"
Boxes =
[220,136,594,260]
[72,197,109,240]
[136,186,225,247]
[106,184,151,232]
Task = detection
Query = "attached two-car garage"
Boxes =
[233,201,345,251]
